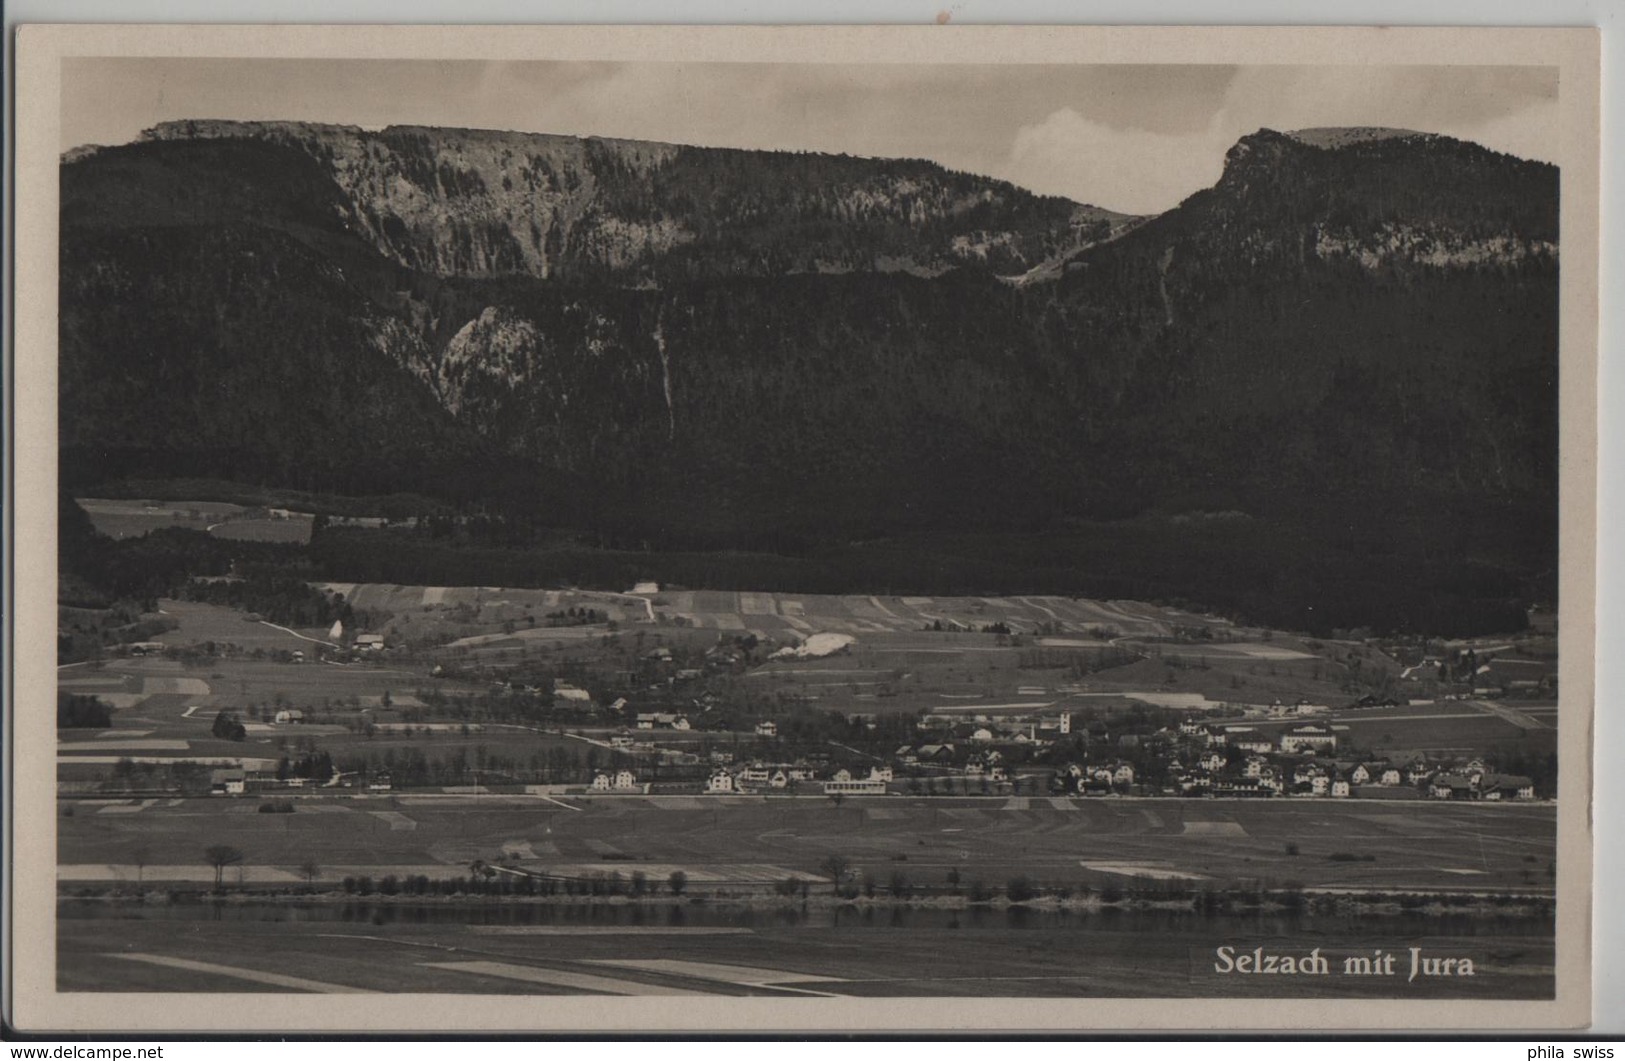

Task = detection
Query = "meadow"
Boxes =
[77,498,313,544]
[59,794,1556,897]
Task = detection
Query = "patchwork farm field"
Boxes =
[320,583,1232,644]
[647,591,1231,641]
[1329,703,1556,756]
[59,795,1556,897]
[58,655,454,732]
[71,590,1359,725]
[56,625,499,780]
[77,498,313,544]
[110,598,330,651]
[1190,700,1558,758]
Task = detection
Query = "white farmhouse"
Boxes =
[1279,724,1338,754]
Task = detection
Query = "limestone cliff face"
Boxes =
[141,121,688,279]
[1193,127,1558,272]
[440,306,543,416]
[137,120,1116,282]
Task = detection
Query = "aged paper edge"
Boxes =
[8,22,1601,1034]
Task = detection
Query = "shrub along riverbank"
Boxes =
[59,876,1555,922]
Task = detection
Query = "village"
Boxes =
[56,583,1562,1004]
[62,584,1557,816]
[202,703,1543,805]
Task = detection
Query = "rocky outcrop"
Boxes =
[136,120,1117,282]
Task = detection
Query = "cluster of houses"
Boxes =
[632,711,692,731]
[589,758,890,796]
[1178,721,1533,799]
[1178,719,1339,751]
[1391,648,1558,700]
[1423,764,1539,801]
[588,768,641,791]
[1469,657,1556,699]
[325,621,385,653]
[912,716,1074,749]
[1031,746,1538,801]
[1056,760,1138,796]
[207,766,392,795]
[700,761,891,795]
[1158,751,1536,801]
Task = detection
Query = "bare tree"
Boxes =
[204,844,244,891]
[819,854,850,885]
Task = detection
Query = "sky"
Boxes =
[61,59,1560,214]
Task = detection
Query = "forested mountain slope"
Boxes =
[59,123,1559,635]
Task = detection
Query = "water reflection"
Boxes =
[59,898,1553,940]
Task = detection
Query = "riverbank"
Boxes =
[58,882,1556,921]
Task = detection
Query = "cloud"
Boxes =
[1452,99,1562,165]
[999,107,1232,214]
[1218,65,1559,161]
[66,58,1563,218]
[997,65,1560,214]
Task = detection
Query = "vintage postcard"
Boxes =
[8,24,1600,1033]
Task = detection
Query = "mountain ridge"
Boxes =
[121,118,1132,283]
[58,120,1559,635]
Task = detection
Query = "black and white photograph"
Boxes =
[7,23,1601,1034]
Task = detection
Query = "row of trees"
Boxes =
[184,563,362,630]
[327,744,592,788]
[181,845,1548,914]
[211,710,247,741]
[58,692,112,729]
